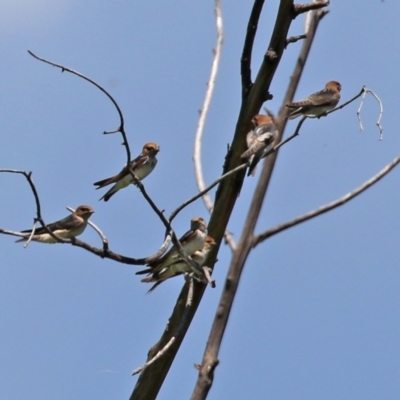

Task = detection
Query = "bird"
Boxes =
[93,142,160,201]
[16,205,94,244]
[241,114,279,176]
[286,81,342,119]
[136,217,208,277]
[139,236,216,292]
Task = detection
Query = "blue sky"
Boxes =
[1,1,399,399]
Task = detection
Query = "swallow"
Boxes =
[16,205,94,244]
[241,114,279,176]
[136,217,208,277]
[94,142,160,201]
[139,236,216,292]
[286,81,342,119]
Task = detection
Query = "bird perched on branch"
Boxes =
[286,81,342,119]
[241,114,279,176]
[16,205,94,243]
[94,142,160,201]
[136,216,208,279]
[139,236,216,292]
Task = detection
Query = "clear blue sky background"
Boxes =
[0,1,399,399]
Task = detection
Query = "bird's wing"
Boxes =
[21,214,77,234]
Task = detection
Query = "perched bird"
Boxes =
[16,205,94,244]
[139,236,216,292]
[94,142,160,201]
[136,216,208,277]
[286,81,342,119]
[241,114,279,176]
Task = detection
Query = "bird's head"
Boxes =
[142,142,160,155]
[325,81,342,92]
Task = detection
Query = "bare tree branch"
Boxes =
[0,170,176,265]
[241,0,265,97]
[131,1,329,398]
[253,153,400,245]
[191,6,328,399]
[27,50,132,165]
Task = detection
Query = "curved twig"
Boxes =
[357,88,384,140]
[24,222,38,248]
[27,50,132,165]
[0,169,69,244]
[253,152,400,245]
[193,0,223,212]
[192,1,235,250]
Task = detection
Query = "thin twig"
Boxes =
[127,169,200,270]
[0,169,69,244]
[131,337,176,376]
[131,278,195,376]
[357,88,384,140]
[0,228,36,240]
[253,153,400,245]
[285,34,307,47]
[169,163,248,223]
[202,267,216,288]
[24,222,38,248]
[27,50,131,165]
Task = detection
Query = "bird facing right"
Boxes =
[16,205,94,244]
[286,81,342,120]
[93,142,160,202]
